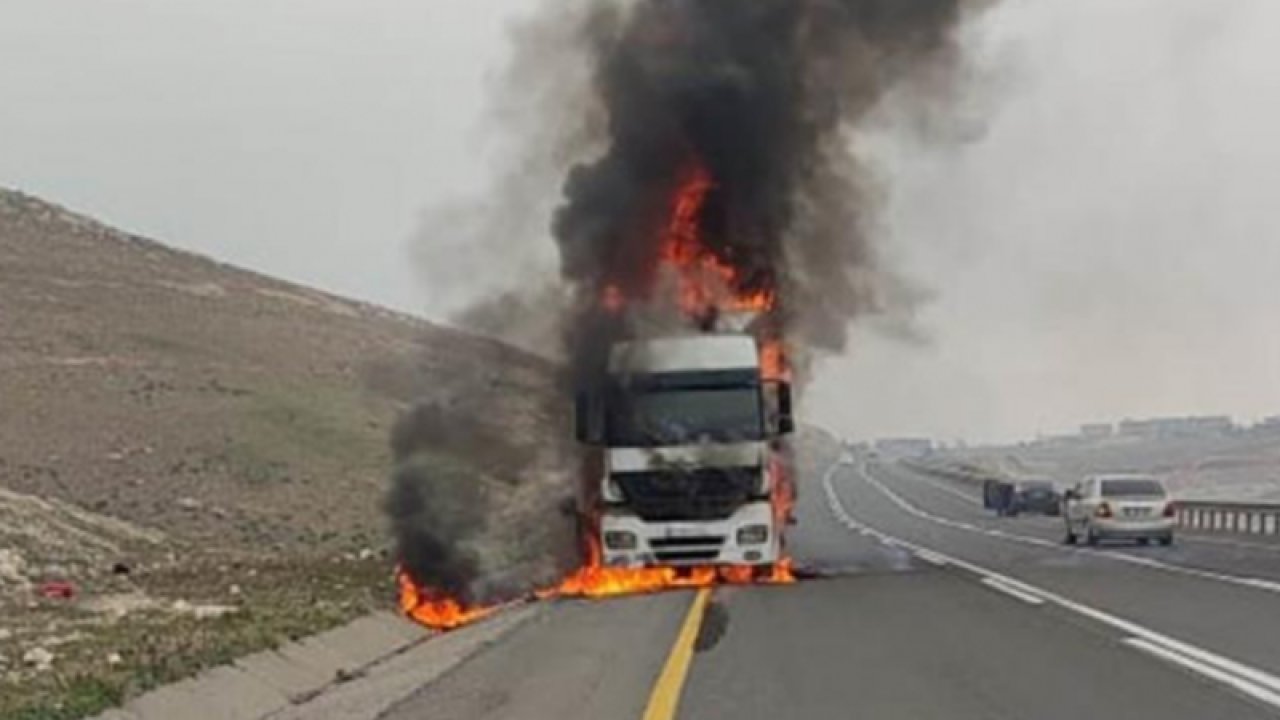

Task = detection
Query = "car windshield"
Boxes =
[1020,481,1053,492]
[1101,479,1165,498]
[605,386,763,446]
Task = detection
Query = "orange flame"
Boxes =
[397,571,495,630]
[658,163,776,317]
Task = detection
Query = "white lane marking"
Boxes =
[981,577,1045,605]
[863,465,1280,597]
[901,464,1280,556]
[914,549,950,567]
[821,462,1280,712]
[1124,638,1280,708]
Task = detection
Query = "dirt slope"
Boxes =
[0,188,561,717]
[0,188,559,554]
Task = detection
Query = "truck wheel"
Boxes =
[1063,527,1077,545]
[1159,535,1174,547]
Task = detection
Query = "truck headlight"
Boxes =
[604,531,638,550]
[737,524,770,546]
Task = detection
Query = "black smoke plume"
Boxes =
[557,0,988,382]
[392,0,992,606]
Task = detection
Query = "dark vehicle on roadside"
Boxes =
[984,477,1060,516]
[1012,479,1060,516]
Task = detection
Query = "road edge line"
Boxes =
[642,588,712,720]
[980,577,1045,606]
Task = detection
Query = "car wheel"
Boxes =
[1159,535,1174,547]
[1064,528,1077,545]
[1137,537,1151,546]
[1086,527,1100,546]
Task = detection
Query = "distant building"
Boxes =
[1080,423,1114,440]
[1118,416,1235,439]
[874,437,934,458]
[1254,416,1280,434]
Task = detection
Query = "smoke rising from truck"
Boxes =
[393,0,993,620]
[558,0,989,382]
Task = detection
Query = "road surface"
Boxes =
[381,457,1280,719]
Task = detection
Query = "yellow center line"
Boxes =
[643,587,712,720]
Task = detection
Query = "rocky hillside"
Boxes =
[0,188,564,717]
[0,188,560,557]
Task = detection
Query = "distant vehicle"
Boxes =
[1062,474,1175,546]
[983,478,1060,517]
[1012,479,1060,516]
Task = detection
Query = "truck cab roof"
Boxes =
[609,335,759,374]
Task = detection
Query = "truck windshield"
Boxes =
[606,386,763,446]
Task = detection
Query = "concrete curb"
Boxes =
[90,606,538,720]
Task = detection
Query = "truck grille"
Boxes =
[614,468,759,522]
[649,536,726,548]
[654,549,721,564]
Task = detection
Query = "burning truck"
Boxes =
[395,0,983,629]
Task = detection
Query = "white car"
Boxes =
[1063,474,1175,546]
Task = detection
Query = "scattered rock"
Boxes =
[0,549,30,586]
[177,497,202,511]
[334,666,366,683]
[228,584,242,597]
[80,592,158,618]
[0,628,12,641]
[23,647,54,670]
[357,547,375,561]
[170,599,238,619]
[112,562,132,576]
[106,651,123,666]
[193,604,238,620]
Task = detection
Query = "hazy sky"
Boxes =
[2,0,1277,442]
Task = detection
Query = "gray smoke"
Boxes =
[393,0,992,606]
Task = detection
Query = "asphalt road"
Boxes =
[382,458,1280,719]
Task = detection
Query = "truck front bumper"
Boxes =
[600,501,779,568]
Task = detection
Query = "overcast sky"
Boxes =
[2,0,1277,443]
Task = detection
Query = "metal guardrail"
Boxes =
[1176,501,1280,536]
[897,457,1280,538]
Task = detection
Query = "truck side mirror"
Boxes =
[765,381,796,436]
[778,381,795,435]
[575,390,604,444]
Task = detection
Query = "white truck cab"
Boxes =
[576,334,794,571]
